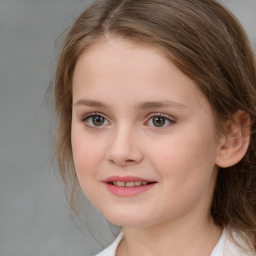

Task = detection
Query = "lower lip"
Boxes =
[105,183,156,197]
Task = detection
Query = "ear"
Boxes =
[216,110,251,168]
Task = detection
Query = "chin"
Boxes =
[103,210,154,228]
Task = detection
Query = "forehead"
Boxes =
[72,37,210,112]
[74,37,171,82]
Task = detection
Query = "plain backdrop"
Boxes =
[0,0,255,255]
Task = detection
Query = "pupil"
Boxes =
[153,117,165,127]
[93,116,104,126]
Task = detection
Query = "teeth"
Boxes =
[125,182,135,187]
[135,181,142,186]
[112,181,149,187]
[116,181,125,187]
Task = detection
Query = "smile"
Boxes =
[108,181,151,187]
[104,176,157,197]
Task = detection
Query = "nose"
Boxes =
[106,126,143,166]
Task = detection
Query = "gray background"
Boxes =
[0,0,255,256]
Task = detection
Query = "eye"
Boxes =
[82,113,109,127]
[146,114,175,128]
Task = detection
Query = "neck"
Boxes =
[116,216,222,256]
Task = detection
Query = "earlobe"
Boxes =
[216,110,251,168]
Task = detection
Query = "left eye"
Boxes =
[83,114,109,127]
[146,115,174,128]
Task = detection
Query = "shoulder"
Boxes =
[95,232,123,256]
[223,229,255,256]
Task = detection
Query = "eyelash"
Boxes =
[82,112,110,128]
[145,113,175,128]
[81,112,175,129]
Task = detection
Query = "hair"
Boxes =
[54,0,256,250]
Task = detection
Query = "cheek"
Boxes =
[149,130,218,215]
[71,125,104,182]
[71,126,106,205]
[148,125,218,183]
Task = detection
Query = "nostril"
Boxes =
[126,159,135,163]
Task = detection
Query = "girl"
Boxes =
[54,0,256,255]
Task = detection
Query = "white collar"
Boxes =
[95,228,255,256]
[95,232,123,256]
[210,229,226,256]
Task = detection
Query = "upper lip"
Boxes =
[104,176,156,183]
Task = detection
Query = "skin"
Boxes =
[71,37,223,256]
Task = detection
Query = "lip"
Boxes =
[103,176,157,197]
[104,176,155,183]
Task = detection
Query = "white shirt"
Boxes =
[96,229,255,256]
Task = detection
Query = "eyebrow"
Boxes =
[73,99,188,110]
[135,101,188,110]
[73,99,109,108]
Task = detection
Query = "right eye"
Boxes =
[82,113,109,127]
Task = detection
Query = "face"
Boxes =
[71,37,222,228]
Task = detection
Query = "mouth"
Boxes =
[107,181,155,187]
[104,176,157,197]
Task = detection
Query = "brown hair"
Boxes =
[54,0,256,249]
